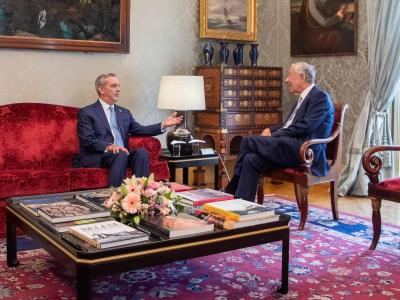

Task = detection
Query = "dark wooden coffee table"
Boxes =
[6,192,290,299]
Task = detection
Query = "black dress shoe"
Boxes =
[223,175,239,195]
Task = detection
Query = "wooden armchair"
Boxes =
[362,145,400,250]
[256,103,348,230]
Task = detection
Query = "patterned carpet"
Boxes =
[0,195,399,300]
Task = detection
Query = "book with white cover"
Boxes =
[69,220,149,249]
[203,199,275,221]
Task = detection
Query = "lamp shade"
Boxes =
[157,76,205,111]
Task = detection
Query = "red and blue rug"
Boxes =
[1,195,399,299]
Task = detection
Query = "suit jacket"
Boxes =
[269,85,334,176]
[75,100,163,167]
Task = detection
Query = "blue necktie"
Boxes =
[109,106,124,146]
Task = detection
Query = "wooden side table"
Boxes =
[160,151,219,190]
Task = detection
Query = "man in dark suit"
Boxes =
[75,73,182,187]
[225,62,334,201]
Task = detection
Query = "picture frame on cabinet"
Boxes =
[200,0,257,42]
[290,0,357,56]
[0,0,130,53]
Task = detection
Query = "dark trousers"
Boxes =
[233,136,294,202]
[101,148,149,187]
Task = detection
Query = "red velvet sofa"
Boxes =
[0,103,170,237]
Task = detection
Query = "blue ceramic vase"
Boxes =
[249,43,259,66]
[219,42,229,65]
[203,43,214,66]
[233,43,244,66]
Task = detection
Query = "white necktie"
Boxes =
[283,97,302,129]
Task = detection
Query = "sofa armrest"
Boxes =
[128,136,162,161]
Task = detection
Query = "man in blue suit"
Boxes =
[75,73,182,187]
[225,62,334,201]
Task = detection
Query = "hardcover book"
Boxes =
[140,213,214,239]
[203,199,275,221]
[19,196,71,216]
[75,188,114,207]
[69,220,149,249]
[196,210,280,230]
[165,182,194,192]
[176,188,234,206]
[40,216,114,233]
[37,198,110,223]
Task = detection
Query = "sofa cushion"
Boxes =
[0,169,70,198]
[0,103,79,171]
[70,168,111,191]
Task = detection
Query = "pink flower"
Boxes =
[160,206,171,216]
[104,191,120,209]
[121,192,142,214]
[148,181,161,190]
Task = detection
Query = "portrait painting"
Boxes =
[0,0,130,53]
[200,0,257,41]
[290,0,357,56]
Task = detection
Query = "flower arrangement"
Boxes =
[104,174,181,226]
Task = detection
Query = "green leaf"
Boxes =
[133,216,140,224]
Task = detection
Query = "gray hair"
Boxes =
[95,73,117,95]
[292,62,316,84]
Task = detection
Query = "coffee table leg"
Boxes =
[277,230,289,294]
[6,209,20,267]
[76,264,91,300]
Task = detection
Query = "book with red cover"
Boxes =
[167,182,194,192]
[176,188,234,206]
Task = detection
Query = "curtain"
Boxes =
[338,0,400,196]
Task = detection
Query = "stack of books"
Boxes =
[68,220,149,249]
[199,198,278,229]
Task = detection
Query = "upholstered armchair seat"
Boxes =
[0,103,169,238]
[362,145,400,249]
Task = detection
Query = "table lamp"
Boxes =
[157,75,206,156]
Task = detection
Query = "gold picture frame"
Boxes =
[200,0,257,41]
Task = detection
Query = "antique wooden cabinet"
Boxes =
[195,65,283,187]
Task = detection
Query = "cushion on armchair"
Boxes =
[375,177,400,192]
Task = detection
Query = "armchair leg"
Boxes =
[293,184,301,208]
[298,185,309,231]
[256,176,264,205]
[330,181,339,220]
[370,197,382,250]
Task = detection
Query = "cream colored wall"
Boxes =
[0,0,200,147]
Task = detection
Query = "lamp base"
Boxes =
[166,127,194,156]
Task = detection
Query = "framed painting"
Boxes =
[0,0,130,53]
[200,0,257,41]
[290,0,357,56]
